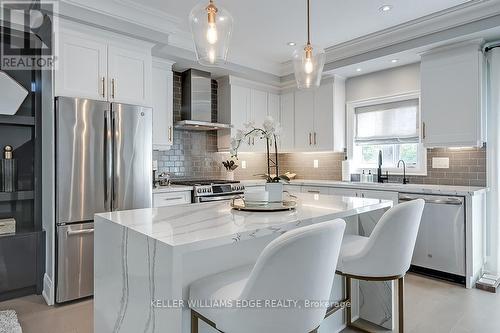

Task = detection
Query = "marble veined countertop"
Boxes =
[95,193,392,249]
[240,179,487,196]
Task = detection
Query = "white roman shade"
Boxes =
[354,99,420,145]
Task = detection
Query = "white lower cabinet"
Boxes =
[328,187,398,204]
[283,184,301,193]
[153,191,191,207]
[301,186,329,195]
[328,187,358,197]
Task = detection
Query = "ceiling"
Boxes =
[138,0,472,65]
[62,0,500,78]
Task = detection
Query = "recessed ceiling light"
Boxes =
[356,68,362,72]
[391,59,399,63]
[379,4,393,12]
[287,42,296,46]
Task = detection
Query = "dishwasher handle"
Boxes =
[399,195,463,206]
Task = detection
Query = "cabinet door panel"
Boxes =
[294,90,314,151]
[230,85,252,152]
[301,186,329,194]
[108,46,152,106]
[280,92,295,151]
[267,93,280,121]
[313,82,334,151]
[55,33,107,100]
[328,187,358,197]
[250,89,268,152]
[421,46,482,147]
[152,63,173,150]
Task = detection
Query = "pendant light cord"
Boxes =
[307,0,311,45]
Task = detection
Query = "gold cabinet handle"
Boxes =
[101,77,106,98]
[422,122,426,140]
[111,78,116,99]
[168,126,172,142]
[314,132,317,145]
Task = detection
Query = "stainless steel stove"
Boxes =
[170,180,245,203]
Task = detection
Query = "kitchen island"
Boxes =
[94,193,394,333]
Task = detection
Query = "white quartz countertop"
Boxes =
[240,179,487,196]
[152,185,193,194]
[95,193,392,250]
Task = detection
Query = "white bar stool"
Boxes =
[336,199,425,333]
[189,219,346,333]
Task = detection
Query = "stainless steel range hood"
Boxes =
[175,69,231,131]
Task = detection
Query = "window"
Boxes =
[347,94,427,175]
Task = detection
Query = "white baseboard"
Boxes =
[42,273,54,306]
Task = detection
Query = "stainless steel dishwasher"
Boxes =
[399,193,466,284]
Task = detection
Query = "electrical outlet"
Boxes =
[432,157,449,169]
[241,160,247,169]
[313,160,319,168]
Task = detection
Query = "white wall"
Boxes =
[345,63,420,102]
[41,68,55,305]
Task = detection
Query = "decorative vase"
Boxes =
[226,171,235,181]
[265,182,283,202]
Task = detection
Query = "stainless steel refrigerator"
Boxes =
[55,97,152,303]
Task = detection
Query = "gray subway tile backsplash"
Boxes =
[154,71,487,186]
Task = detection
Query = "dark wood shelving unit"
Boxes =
[0,115,35,126]
[0,191,35,202]
[0,27,45,301]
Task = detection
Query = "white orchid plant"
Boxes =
[230,116,289,183]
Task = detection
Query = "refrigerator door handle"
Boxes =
[112,111,117,211]
[104,110,113,211]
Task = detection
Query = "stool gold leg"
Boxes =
[346,276,352,326]
[398,277,404,333]
[191,310,198,333]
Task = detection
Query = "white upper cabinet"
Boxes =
[152,59,175,151]
[294,77,346,152]
[217,76,281,153]
[267,93,280,122]
[294,89,315,151]
[56,32,107,100]
[279,92,295,151]
[55,21,153,107]
[249,89,268,151]
[108,45,152,107]
[421,40,485,147]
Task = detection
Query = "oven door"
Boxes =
[196,193,243,203]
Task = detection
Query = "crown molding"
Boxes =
[280,0,500,75]
[59,0,179,35]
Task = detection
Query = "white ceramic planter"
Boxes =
[265,182,283,202]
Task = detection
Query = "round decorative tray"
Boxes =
[230,196,297,212]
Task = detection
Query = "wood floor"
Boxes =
[0,273,499,333]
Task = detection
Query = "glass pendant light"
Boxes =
[189,0,233,66]
[292,0,325,89]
